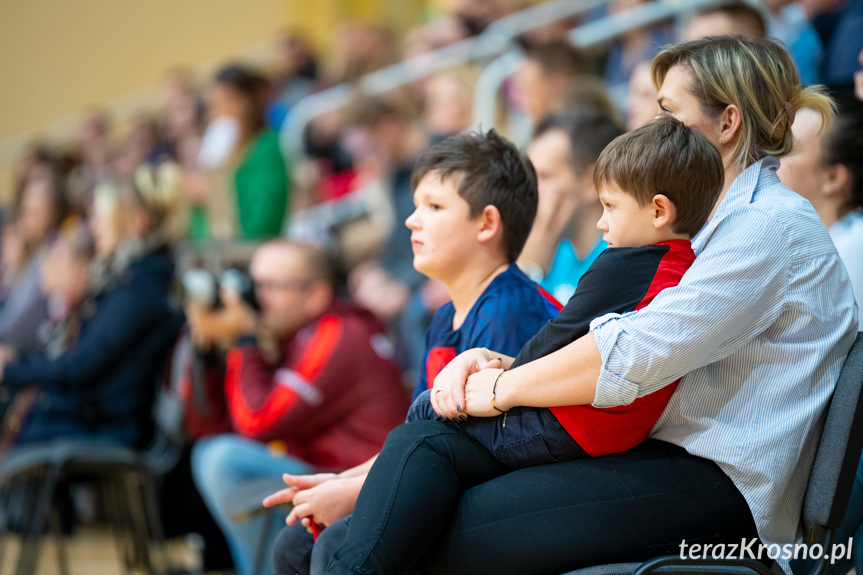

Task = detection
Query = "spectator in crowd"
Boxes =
[800,0,863,96]
[192,64,290,241]
[778,106,863,304]
[159,67,206,163]
[561,76,622,126]
[66,109,112,216]
[804,0,863,97]
[519,110,623,303]
[0,164,183,448]
[187,239,408,575]
[326,23,394,84]
[603,0,675,105]
[626,60,659,130]
[685,2,766,41]
[402,16,471,61]
[513,40,587,129]
[856,48,863,101]
[267,30,320,130]
[763,0,823,86]
[312,35,855,575]
[422,67,478,144]
[38,218,95,361]
[0,162,69,354]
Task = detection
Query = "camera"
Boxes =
[182,268,259,311]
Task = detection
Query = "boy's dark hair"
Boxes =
[594,116,724,237]
[410,129,538,263]
[533,108,624,174]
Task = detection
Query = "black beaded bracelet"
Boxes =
[490,369,507,414]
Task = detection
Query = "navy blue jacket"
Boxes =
[4,248,182,447]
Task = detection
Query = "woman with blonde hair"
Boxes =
[0,164,183,448]
[311,36,857,575]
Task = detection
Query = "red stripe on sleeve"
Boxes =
[537,285,564,311]
[226,315,344,436]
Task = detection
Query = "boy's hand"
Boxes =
[286,474,365,532]
[262,472,338,508]
[464,367,507,417]
[431,348,501,419]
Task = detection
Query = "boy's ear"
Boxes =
[477,205,503,244]
[652,194,677,230]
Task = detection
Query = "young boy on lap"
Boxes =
[410,115,725,463]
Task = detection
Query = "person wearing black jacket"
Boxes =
[0,165,182,448]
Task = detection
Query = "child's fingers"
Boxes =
[262,487,298,507]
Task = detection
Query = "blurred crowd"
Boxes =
[0,0,862,572]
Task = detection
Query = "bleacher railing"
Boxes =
[280,0,733,166]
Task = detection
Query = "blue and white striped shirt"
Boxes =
[590,157,859,573]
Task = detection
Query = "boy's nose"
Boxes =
[596,216,606,232]
[405,209,420,230]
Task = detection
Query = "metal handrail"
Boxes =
[279,0,610,162]
[472,0,733,129]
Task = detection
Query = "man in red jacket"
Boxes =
[188,240,409,575]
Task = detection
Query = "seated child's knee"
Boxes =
[405,389,440,423]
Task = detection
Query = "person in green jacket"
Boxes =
[191,64,290,241]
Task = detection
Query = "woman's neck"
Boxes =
[448,261,510,331]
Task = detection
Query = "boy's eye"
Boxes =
[429,203,443,211]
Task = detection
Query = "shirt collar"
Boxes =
[712,156,781,220]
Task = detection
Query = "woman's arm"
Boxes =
[464,334,600,416]
[454,207,793,418]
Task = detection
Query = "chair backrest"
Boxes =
[802,332,863,540]
[142,315,188,475]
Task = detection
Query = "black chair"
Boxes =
[562,332,863,575]
[0,330,187,575]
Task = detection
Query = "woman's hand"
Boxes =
[286,474,366,533]
[464,368,508,417]
[431,348,502,419]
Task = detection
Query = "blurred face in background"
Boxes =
[528,128,597,223]
[777,108,827,206]
[18,176,58,247]
[90,188,146,259]
[41,233,92,308]
[424,72,473,137]
[249,244,331,338]
[626,62,659,131]
[514,59,552,123]
[209,83,250,126]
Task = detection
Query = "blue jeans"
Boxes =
[192,434,313,575]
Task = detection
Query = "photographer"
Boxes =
[186,239,408,575]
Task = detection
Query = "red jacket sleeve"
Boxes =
[225,314,343,440]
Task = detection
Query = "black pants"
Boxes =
[318,420,761,575]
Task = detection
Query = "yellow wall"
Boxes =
[0,0,426,199]
[0,0,289,141]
